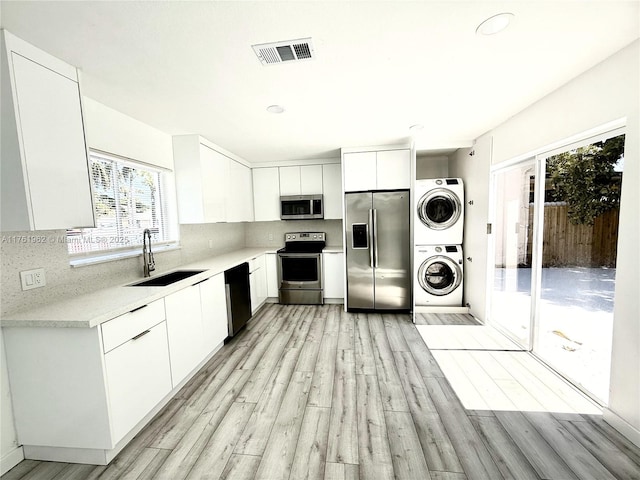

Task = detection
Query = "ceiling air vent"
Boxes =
[252,38,315,66]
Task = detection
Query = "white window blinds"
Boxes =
[67,151,176,256]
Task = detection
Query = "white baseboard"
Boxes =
[1,445,24,476]
[414,306,470,314]
[603,408,640,448]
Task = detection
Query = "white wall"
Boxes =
[416,155,448,179]
[456,40,639,445]
[449,135,492,319]
[82,97,173,170]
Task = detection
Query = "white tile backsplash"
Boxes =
[245,219,343,248]
[0,223,245,316]
[1,220,343,316]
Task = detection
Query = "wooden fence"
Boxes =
[526,203,619,267]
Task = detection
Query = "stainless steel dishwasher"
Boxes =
[224,262,252,337]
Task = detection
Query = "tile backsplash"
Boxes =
[0,223,244,316]
[245,219,343,248]
[0,219,343,316]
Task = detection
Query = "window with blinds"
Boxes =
[67,150,177,257]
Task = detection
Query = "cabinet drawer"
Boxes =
[249,255,265,273]
[101,299,165,353]
[104,322,172,443]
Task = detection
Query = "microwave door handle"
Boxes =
[368,208,375,268]
[373,208,379,268]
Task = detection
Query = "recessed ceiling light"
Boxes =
[266,105,285,114]
[476,13,514,35]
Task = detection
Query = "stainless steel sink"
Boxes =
[128,270,206,287]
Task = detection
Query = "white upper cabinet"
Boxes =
[279,165,323,195]
[376,150,411,190]
[343,149,410,191]
[343,152,377,192]
[279,166,302,195]
[300,165,323,194]
[322,163,342,219]
[201,144,228,223]
[252,167,281,221]
[253,163,337,221]
[173,135,253,223]
[227,159,253,222]
[1,30,95,231]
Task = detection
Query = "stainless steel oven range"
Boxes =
[277,232,326,305]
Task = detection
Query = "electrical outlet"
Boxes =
[268,233,273,241]
[20,268,46,291]
[208,239,214,249]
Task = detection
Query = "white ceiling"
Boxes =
[1,1,638,164]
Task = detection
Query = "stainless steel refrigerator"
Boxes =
[345,190,410,310]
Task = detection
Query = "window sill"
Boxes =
[69,243,181,268]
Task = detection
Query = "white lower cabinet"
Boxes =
[323,252,344,299]
[199,273,228,352]
[164,284,205,386]
[104,322,172,442]
[2,268,236,465]
[2,298,172,464]
[249,254,267,313]
[265,253,279,298]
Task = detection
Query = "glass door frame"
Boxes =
[487,124,626,404]
[487,157,543,351]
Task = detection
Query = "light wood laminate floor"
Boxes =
[3,304,639,480]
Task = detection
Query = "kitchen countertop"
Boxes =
[1,248,277,329]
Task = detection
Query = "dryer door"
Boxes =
[417,188,461,230]
[417,255,462,296]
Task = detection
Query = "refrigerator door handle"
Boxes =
[373,208,379,268]
[368,208,375,268]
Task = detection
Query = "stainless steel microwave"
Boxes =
[280,195,323,220]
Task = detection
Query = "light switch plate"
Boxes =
[20,268,46,291]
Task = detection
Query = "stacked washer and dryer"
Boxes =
[414,178,465,307]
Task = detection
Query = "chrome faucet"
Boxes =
[142,228,155,277]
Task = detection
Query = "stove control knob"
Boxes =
[286,235,291,240]
[313,235,317,239]
[292,235,296,239]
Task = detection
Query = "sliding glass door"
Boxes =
[489,130,624,404]
[489,161,536,349]
[533,133,624,403]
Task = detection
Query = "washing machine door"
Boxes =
[418,256,462,296]
[417,188,461,230]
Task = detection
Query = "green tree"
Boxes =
[546,135,624,225]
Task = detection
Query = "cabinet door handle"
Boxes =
[192,279,208,286]
[131,329,151,341]
[130,304,148,313]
